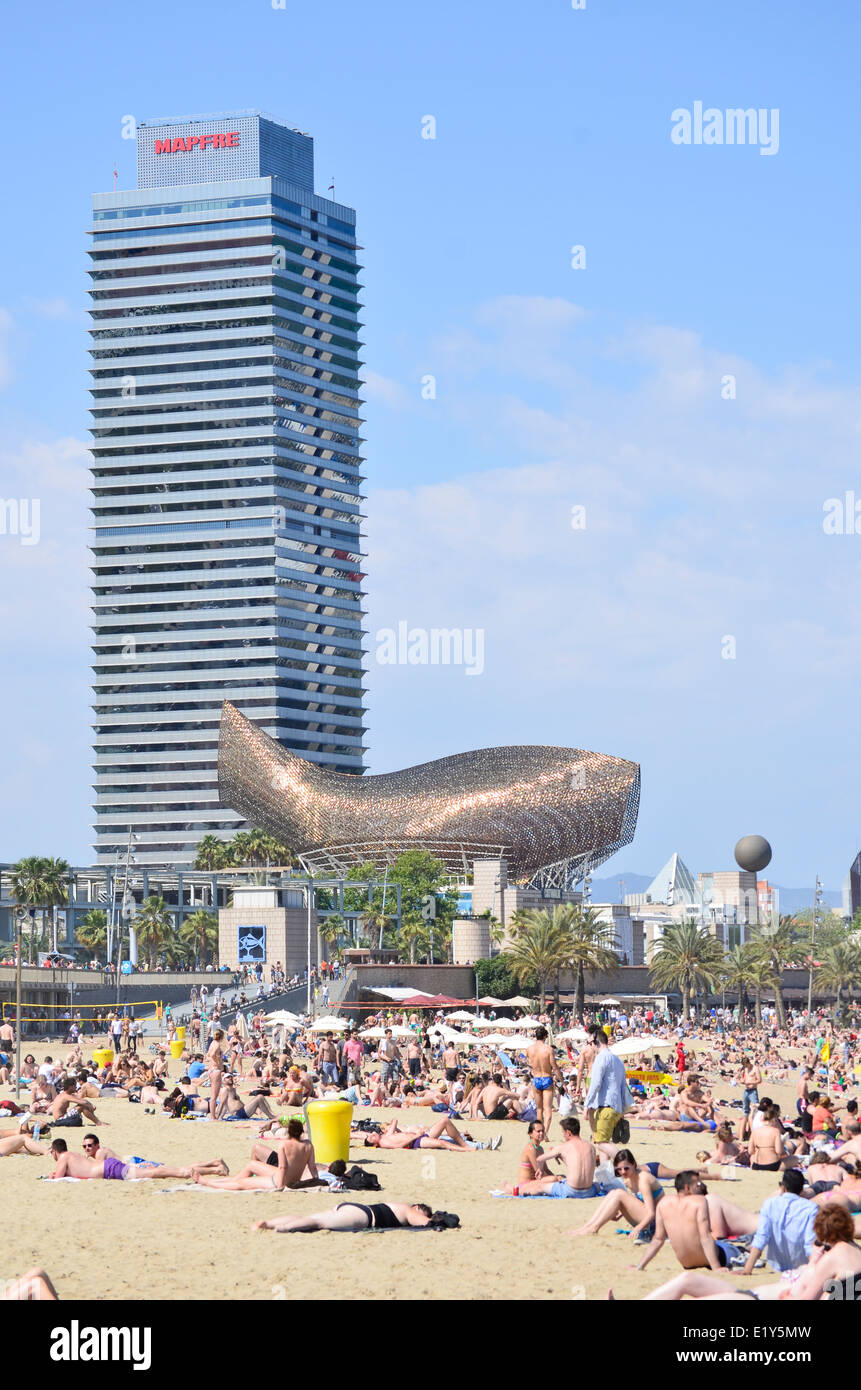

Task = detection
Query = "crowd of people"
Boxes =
[0,996,859,1300]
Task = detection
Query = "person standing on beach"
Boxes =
[526,1027,563,1136]
[584,1024,630,1147]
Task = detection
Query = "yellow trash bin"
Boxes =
[305,1099,353,1164]
[169,1040,185,1060]
[93,1048,113,1069]
[175,1025,186,1042]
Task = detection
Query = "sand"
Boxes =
[0,1044,819,1301]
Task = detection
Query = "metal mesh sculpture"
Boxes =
[217,701,640,886]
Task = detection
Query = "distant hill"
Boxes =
[592,872,841,913]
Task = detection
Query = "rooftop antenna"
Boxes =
[328,175,335,200]
[113,164,118,192]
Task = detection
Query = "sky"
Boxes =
[0,0,859,899]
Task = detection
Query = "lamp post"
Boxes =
[14,907,24,1095]
[807,875,823,1018]
[116,829,140,1007]
[306,875,313,1017]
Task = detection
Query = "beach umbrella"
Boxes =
[477,996,505,1006]
[445,1010,478,1022]
[475,1016,522,1030]
[266,1010,303,1026]
[506,996,534,1008]
[309,1015,350,1031]
[610,1037,653,1057]
[598,997,621,1006]
[360,1024,413,1039]
[556,1028,590,1042]
[235,1012,249,1041]
[499,1035,534,1049]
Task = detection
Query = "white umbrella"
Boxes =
[266,1010,303,1026]
[445,1010,478,1022]
[235,1012,249,1041]
[309,1015,350,1031]
[429,1027,475,1044]
[556,1028,590,1042]
[500,1035,534,1050]
[475,1016,522,1030]
[359,1024,413,1039]
[610,1037,653,1058]
[598,997,621,1006]
[477,996,506,1006]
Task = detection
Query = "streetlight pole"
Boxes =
[807,875,822,1018]
[14,908,23,1095]
[306,875,313,1017]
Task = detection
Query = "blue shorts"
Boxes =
[548,1181,600,1199]
[533,1077,553,1092]
[742,1087,759,1115]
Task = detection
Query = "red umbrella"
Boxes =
[399,994,465,1008]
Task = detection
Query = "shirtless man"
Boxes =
[214,1076,275,1121]
[49,1079,103,1127]
[636,1171,729,1273]
[510,1116,602,1198]
[831,1122,861,1167]
[478,1074,521,1122]
[47,1138,226,1181]
[527,1027,563,1136]
[199,1119,319,1190]
[442,1043,461,1085]
[575,1039,597,1101]
[738,1056,762,1140]
[363,1116,501,1151]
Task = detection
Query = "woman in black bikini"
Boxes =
[252,1201,434,1233]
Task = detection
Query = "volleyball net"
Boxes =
[1,1000,163,1027]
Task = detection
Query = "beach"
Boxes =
[1,1042,811,1301]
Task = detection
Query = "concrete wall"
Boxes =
[218,905,318,977]
[452,918,490,964]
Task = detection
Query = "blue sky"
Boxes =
[1,0,859,897]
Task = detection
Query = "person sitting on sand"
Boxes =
[511,1120,546,1188]
[196,1119,319,1191]
[697,1122,747,1167]
[214,1075,275,1121]
[48,1078,103,1127]
[46,1137,227,1182]
[630,1202,861,1302]
[634,1170,745,1274]
[253,1201,435,1234]
[570,1147,664,1240]
[504,1116,610,1197]
[363,1116,501,1151]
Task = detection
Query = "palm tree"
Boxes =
[748,916,798,1027]
[745,951,778,1028]
[9,856,71,962]
[162,934,195,971]
[398,916,426,966]
[649,920,724,1020]
[504,908,571,1012]
[362,907,391,951]
[721,943,754,1022]
[76,909,108,958]
[179,909,218,968]
[194,835,233,871]
[816,939,861,1019]
[134,896,173,970]
[562,905,621,1022]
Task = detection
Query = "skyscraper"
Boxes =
[89,111,367,868]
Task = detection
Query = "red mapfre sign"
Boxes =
[154,132,240,154]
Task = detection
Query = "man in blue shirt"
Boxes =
[187,1055,207,1081]
[584,1025,632,1144]
[741,1168,817,1274]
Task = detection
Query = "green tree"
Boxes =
[76,908,108,958]
[562,905,621,1022]
[9,855,71,962]
[721,943,754,1021]
[504,907,571,1012]
[649,920,724,1020]
[474,954,525,1000]
[193,835,233,871]
[134,896,174,970]
[179,909,219,968]
[748,916,799,1027]
[816,938,861,1019]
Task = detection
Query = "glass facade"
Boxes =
[89,111,367,868]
